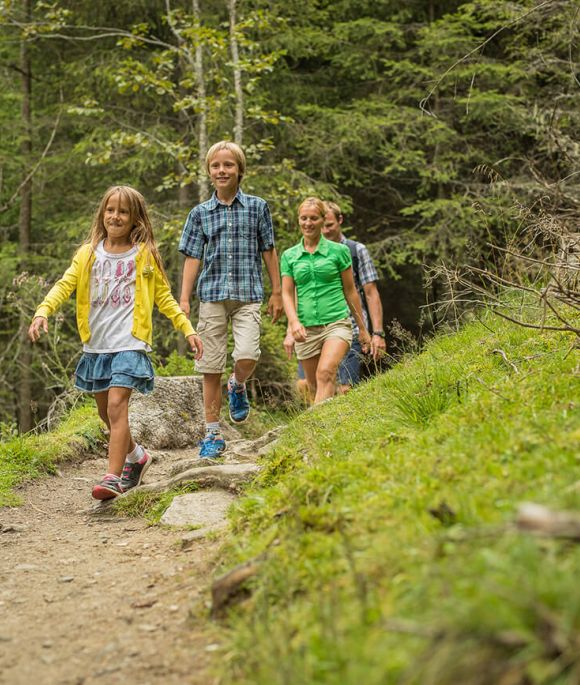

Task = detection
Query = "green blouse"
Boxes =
[281,235,352,327]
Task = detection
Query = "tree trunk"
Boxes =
[18,0,33,433]
[228,0,243,146]
[193,0,209,201]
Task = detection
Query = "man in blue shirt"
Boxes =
[179,141,282,457]
[322,201,386,393]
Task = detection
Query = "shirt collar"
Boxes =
[207,188,247,210]
[299,235,330,255]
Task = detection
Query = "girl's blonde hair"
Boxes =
[298,196,326,218]
[86,185,168,281]
[205,141,246,183]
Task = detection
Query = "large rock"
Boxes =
[129,375,205,449]
[160,489,236,528]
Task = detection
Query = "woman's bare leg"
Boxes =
[301,355,320,401]
[314,339,350,403]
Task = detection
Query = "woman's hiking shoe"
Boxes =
[199,432,226,459]
[120,451,152,491]
[92,474,126,500]
[227,374,250,423]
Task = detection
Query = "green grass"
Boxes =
[0,404,103,506]
[113,482,201,523]
[215,313,580,685]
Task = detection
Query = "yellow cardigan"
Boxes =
[34,243,196,346]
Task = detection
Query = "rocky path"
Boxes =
[0,429,280,685]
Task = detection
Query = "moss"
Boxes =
[216,313,580,685]
[0,404,103,506]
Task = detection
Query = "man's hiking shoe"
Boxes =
[120,451,152,491]
[227,374,250,424]
[199,432,226,459]
[92,474,126,500]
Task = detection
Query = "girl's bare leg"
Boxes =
[104,387,135,476]
[95,391,111,431]
[314,339,350,404]
[301,355,320,401]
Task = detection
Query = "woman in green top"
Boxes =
[281,197,371,403]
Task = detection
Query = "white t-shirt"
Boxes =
[84,241,150,353]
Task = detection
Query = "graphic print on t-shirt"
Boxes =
[91,254,136,308]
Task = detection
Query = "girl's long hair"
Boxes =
[86,185,168,281]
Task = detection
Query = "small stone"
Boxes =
[42,641,53,649]
[15,563,38,572]
[205,643,220,652]
[59,576,75,583]
[138,624,158,633]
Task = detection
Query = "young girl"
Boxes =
[29,186,203,500]
[281,197,371,404]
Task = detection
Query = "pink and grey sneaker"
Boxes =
[120,451,152,491]
[92,473,126,500]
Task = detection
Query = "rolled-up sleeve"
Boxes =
[179,208,205,259]
[257,202,275,252]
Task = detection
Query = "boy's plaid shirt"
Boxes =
[179,189,275,303]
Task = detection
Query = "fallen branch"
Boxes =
[492,348,520,374]
[516,503,580,541]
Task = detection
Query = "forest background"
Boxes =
[0,0,578,434]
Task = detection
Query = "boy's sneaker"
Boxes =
[227,374,250,424]
[120,451,152,491]
[199,432,226,459]
[92,474,126,500]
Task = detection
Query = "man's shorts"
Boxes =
[295,318,352,360]
[337,337,363,386]
[195,300,261,374]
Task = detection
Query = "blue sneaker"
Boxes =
[227,374,250,424]
[199,432,226,459]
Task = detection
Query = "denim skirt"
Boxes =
[75,350,154,395]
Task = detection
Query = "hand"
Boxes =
[179,299,190,316]
[358,327,371,354]
[290,320,307,343]
[370,333,387,360]
[283,332,296,360]
[267,292,283,324]
[28,316,48,343]
[186,334,203,360]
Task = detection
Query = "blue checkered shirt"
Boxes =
[179,189,275,302]
[341,236,379,335]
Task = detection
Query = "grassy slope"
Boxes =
[0,405,103,506]
[219,314,580,685]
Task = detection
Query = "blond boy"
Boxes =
[179,141,282,458]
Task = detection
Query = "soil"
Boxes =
[0,449,225,685]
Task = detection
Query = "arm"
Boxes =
[262,247,283,323]
[362,281,386,360]
[283,285,300,359]
[282,275,306,346]
[179,256,201,316]
[340,267,371,352]
[29,249,83,342]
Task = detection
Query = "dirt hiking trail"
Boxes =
[0,431,277,685]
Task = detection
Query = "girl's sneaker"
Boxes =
[92,474,126,500]
[120,451,152,491]
[199,432,226,459]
